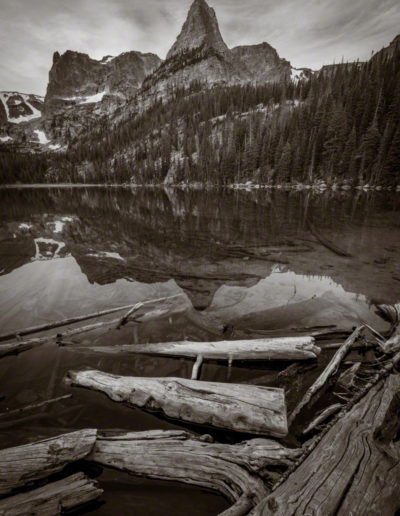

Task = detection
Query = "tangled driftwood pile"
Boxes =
[0,299,399,515]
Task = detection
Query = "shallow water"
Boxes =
[0,186,399,514]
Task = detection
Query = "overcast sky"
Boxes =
[1,0,399,95]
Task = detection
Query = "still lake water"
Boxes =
[0,186,399,514]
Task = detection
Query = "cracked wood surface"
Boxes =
[79,336,320,361]
[66,370,288,437]
[0,472,102,516]
[89,430,300,514]
[0,429,97,496]
[252,374,400,516]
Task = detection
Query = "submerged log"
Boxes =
[288,326,363,427]
[253,374,400,516]
[89,430,301,513]
[66,370,288,437]
[0,472,102,516]
[78,336,320,361]
[0,429,97,496]
[0,394,72,419]
[306,217,353,257]
[0,293,187,343]
[0,341,37,358]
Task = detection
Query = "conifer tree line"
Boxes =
[0,45,399,185]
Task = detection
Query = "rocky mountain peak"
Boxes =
[166,0,228,59]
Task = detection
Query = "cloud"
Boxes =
[0,0,399,94]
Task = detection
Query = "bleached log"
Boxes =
[78,336,320,361]
[302,403,342,435]
[0,429,97,496]
[0,472,102,516]
[253,374,400,516]
[288,326,363,427]
[0,394,72,419]
[337,362,361,390]
[66,370,288,437]
[90,430,301,511]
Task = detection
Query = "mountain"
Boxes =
[167,0,228,59]
[143,0,294,93]
[42,49,161,140]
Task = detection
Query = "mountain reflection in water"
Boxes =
[0,186,399,332]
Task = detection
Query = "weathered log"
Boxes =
[77,337,320,362]
[0,472,102,516]
[0,395,72,419]
[0,341,37,358]
[0,429,97,496]
[66,370,288,437]
[89,430,301,512]
[288,326,363,427]
[253,374,400,516]
[302,403,342,435]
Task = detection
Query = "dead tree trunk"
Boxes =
[89,430,301,514]
[253,374,400,516]
[65,370,288,437]
[0,472,102,516]
[0,429,97,496]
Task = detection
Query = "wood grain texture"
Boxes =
[252,374,400,516]
[81,336,320,361]
[66,370,288,437]
[90,430,300,511]
[0,429,97,496]
[0,472,102,516]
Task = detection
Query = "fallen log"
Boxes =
[288,326,363,427]
[76,336,320,362]
[0,429,97,496]
[65,370,288,437]
[0,341,37,358]
[306,217,353,257]
[0,394,72,420]
[302,403,342,435]
[252,374,400,516]
[89,430,301,514]
[0,472,102,516]
[0,293,187,343]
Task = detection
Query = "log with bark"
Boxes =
[89,430,301,515]
[65,370,288,437]
[252,374,400,516]
[0,472,102,516]
[77,336,320,362]
[0,429,97,496]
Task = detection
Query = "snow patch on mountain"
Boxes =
[0,135,12,142]
[0,91,43,124]
[34,129,50,144]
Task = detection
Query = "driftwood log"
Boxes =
[0,429,97,496]
[0,395,72,419]
[89,430,301,515]
[252,374,400,515]
[288,326,363,426]
[81,337,320,362]
[66,370,288,437]
[0,472,102,516]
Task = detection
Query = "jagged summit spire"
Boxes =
[166,0,228,60]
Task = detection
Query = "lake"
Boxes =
[0,186,399,514]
